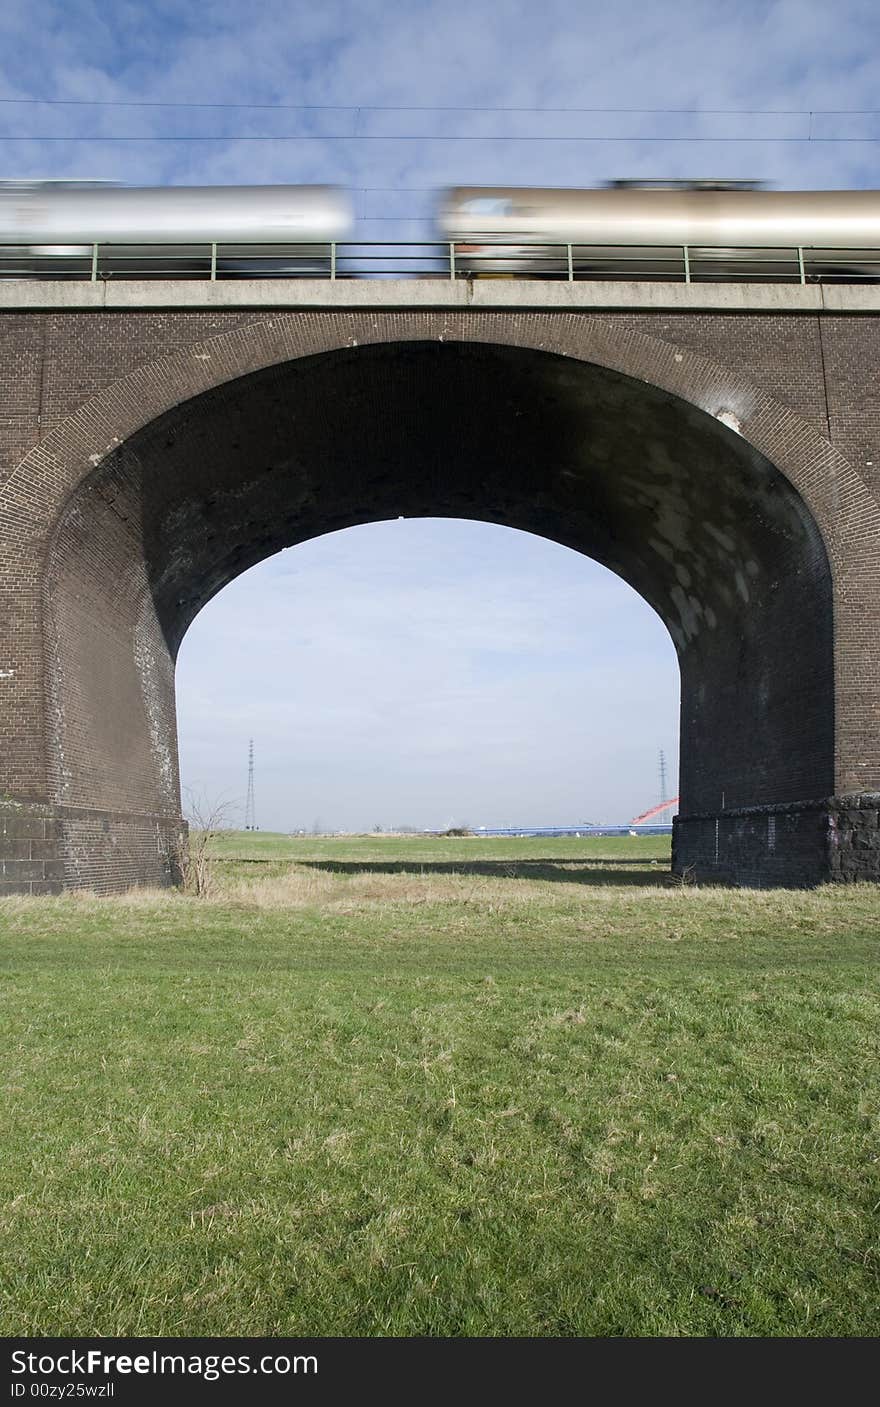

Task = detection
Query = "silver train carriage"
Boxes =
[0,182,354,279]
[437,181,880,282]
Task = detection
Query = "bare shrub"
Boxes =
[180,791,235,897]
[665,863,698,888]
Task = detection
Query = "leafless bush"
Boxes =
[665,863,698,888]
[180,791,235,897]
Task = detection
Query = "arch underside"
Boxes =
[45,340,839,887]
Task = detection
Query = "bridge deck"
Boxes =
[2,279,880,312]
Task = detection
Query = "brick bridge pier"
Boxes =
[1,279,879,891]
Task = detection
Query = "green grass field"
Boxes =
[2,832,879,1337]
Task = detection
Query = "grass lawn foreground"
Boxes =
[1,832,879,1337]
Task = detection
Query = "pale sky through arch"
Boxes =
[175,520,680,833]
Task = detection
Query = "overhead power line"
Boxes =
[1,134,879,143]
[0,97,879,115]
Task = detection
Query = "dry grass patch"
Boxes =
[216,863,601,910]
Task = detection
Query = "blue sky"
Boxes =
[3,1,877,828]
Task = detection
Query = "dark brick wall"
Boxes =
[45,454,180,815]
[674,795,880,887]
[827,795,880,881]
[0,801,63,894]
[0,800,185,895]
[819,317,880,500]
[609,313,833,440]
[0,304,879,890]
[4,309,878,487]
[0,311,262,481]
[59,807,185,893]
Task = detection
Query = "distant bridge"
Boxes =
[472,827,673,838]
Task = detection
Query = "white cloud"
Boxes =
[2,1,879,196]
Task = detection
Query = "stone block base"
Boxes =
[673,794,880,888]
[2,797,878,895]
[0,801,186,895]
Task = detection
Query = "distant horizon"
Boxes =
[216,817,678,835]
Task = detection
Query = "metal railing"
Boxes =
[2,241,880,283]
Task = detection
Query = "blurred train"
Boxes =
[2,178,880,282]
[0,181,353,278]
[437,180,880,281]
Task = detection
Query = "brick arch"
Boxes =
[21,311,880,776]
[1,310,878,890]
[3,310,877,569]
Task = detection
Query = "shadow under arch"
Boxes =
[44,339,834,887]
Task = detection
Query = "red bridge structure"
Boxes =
[630,798,680,827]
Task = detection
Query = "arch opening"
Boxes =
[174,518,681,835]
[43,339,835,888]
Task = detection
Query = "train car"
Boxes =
[0,181,354,279]
[437,181,880,281]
